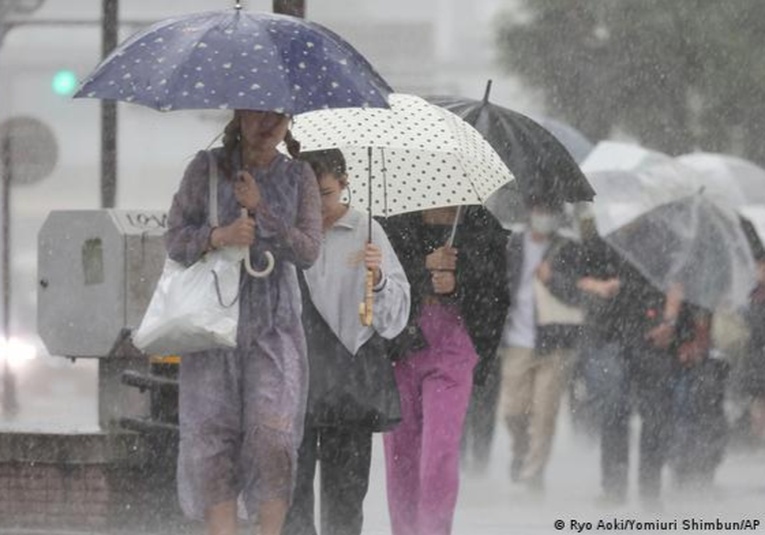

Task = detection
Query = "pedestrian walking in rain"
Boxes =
[498,198,581,492]
[167,110,322,535]
[282,149,410,535]
[380,205,508,535]
[460,345,503,475]
[743,257,765,444]
[668,303,728,490]
[550,218,684,507]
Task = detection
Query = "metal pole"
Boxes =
[101,0,118,208]
[1,135,17,417]
[273,0,305,18]
[1,137,9,345]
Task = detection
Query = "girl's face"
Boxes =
[317,172,347,216]
[239,110,290,150]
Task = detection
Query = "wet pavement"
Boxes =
[360,409,765,535]
[1,356,765,534]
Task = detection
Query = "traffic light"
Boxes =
[51,69,78,96]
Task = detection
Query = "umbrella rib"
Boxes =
[256,19,294,112]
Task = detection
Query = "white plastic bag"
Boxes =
[133,246,246,355]
[132,150,274,355]
[133,150,245,355]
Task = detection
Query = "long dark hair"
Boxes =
[220,111,301,176]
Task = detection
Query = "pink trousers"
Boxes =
[383,303,478,535]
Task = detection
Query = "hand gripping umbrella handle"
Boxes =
[241,208,275,278]
[358,268,374,326]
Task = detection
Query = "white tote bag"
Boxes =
[533,276,585,326]
[133,152,245,355]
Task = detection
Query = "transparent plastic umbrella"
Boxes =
[677,152,765,206]
[581,140,676,174]
[586,165,757,310]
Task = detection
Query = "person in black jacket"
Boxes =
[549,219,684,506]
[740,237,765,444]
[744,261,765,443]
[379,205,509,535]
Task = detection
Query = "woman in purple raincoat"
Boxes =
[165,110,322,535]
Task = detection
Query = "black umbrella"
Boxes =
[740,215,765,261]
[426,80,595,206]
[529,115,594,164]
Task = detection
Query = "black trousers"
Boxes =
[282,425,373,535]
[599,344,675,501]
[460,356,501,471]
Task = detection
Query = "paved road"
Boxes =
[360,408,765,535]
[2,358,765,534]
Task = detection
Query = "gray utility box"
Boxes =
[38,210,167,359]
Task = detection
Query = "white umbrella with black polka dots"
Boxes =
[292,93,514,218]
[293,92,513,325]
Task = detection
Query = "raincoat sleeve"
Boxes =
[165,151,213,267]
[267,162,322,269]
[371,218,411,339]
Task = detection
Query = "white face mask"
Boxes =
[529,212,559,235]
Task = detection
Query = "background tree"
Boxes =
[495,0,765,163]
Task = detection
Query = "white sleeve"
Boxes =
[370,219,411,339]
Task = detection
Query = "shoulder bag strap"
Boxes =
[206,150,242,308]
[207,150,219,227]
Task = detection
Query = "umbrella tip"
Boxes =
[483,80,493,103]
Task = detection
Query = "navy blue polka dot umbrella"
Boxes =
[74,7,392,114]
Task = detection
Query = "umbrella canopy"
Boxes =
[580,140,742,223]
[291,93,514,217]
[677,152,765,206]
[584,163,701,236]
[527,115,594,164]
[739,212,765,261]
[74,8,392,114]
[581,140,676,174]
[425,83,594,206]
[585,165,757,310]
[740,206,765,253]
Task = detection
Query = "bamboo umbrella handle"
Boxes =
[359,268,374,326]
[358,147,375,326]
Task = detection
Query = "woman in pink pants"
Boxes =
[379,206,509,535]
